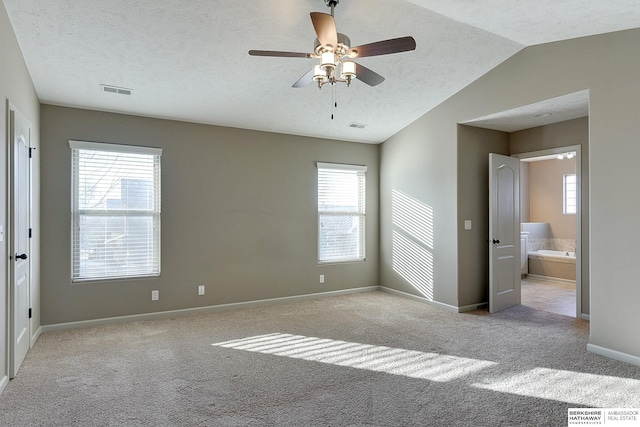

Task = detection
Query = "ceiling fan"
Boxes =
[248,0,416,89]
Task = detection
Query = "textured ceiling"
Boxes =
[3,1,640,143]
[406,0,640,45]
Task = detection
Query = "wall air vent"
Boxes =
[348,122,367,129]
[101,84,132,95]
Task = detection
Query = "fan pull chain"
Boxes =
[331,84,337,120]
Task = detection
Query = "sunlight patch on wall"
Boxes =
[472,367,640,407]
[392,230,434,300]
[391,189,435,299]
[213,333,496,382]
[392,190,434,248]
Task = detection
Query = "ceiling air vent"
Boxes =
[348,122,367,129]
[101,84,132,95]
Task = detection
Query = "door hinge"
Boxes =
[29,228,32,238]
[29,147,35,158]
[29,308,32,319]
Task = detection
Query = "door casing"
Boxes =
[7,102,32,378]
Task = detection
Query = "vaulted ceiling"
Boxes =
[4,0,640,143]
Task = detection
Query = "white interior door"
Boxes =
[9,107,31,377]
[489,153,520,313]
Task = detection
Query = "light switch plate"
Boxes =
[464,220,472,230]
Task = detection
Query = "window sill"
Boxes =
[71,274,161,284]
[318,259,366,266]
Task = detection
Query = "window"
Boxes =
[563,173,577,214]
[317,162,366,263]
[70,141,162,281]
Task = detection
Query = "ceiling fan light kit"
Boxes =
[313,31,356,89]
[248,0,416,90]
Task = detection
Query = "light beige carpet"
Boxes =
[0,291,639,426]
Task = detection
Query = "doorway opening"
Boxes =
[514,146,581,318]
[461,89,590,318]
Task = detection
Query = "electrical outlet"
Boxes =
[198,285,205,296]
[151,290,159,301]
[320,274,325,284]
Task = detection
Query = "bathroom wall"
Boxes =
[529,156,577,241]
[521,156,578,253]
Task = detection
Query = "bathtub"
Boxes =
[527,250,576,281]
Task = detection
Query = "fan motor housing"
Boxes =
[314,33,351,56]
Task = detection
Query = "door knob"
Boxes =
[492,239,500,244]
[15,253,27,260]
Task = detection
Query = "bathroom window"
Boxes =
[563,174,577,214]
[317,162,366,264]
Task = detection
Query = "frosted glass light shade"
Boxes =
[341,61,356,78]
[313,65,327,82]
[321,52,336,70]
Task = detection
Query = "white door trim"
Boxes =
[7,101,32,378]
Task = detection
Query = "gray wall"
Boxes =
[381,30,638,359]
[457,125,510,307]
[511,117,589,315]
[1,2,41,388]
[40,105,379,325]
[380,107,459,306]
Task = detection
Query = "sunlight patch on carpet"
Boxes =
[472,367,640,407]
[212,333,496,382]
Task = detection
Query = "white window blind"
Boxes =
[317,162,366,263]
[563,173,577,214]
[70,141,162,281]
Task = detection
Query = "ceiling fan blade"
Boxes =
[293,69,314,88]
[310,12,338,49]
[249,50,313,58]
[347,36,416,58]
[354,63,385,86]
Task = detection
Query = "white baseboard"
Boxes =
[41,286,380,332]
[587,343,640,367]
[31,325,43,347]
[40,285,490,333]
[458,302,488,313]
[0,375,8,395]
[580,314,590,321]
[378,286,460,312]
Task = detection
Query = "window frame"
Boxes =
[317,162,367,264]
[69,140,162,282]
[563,173,577,215]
